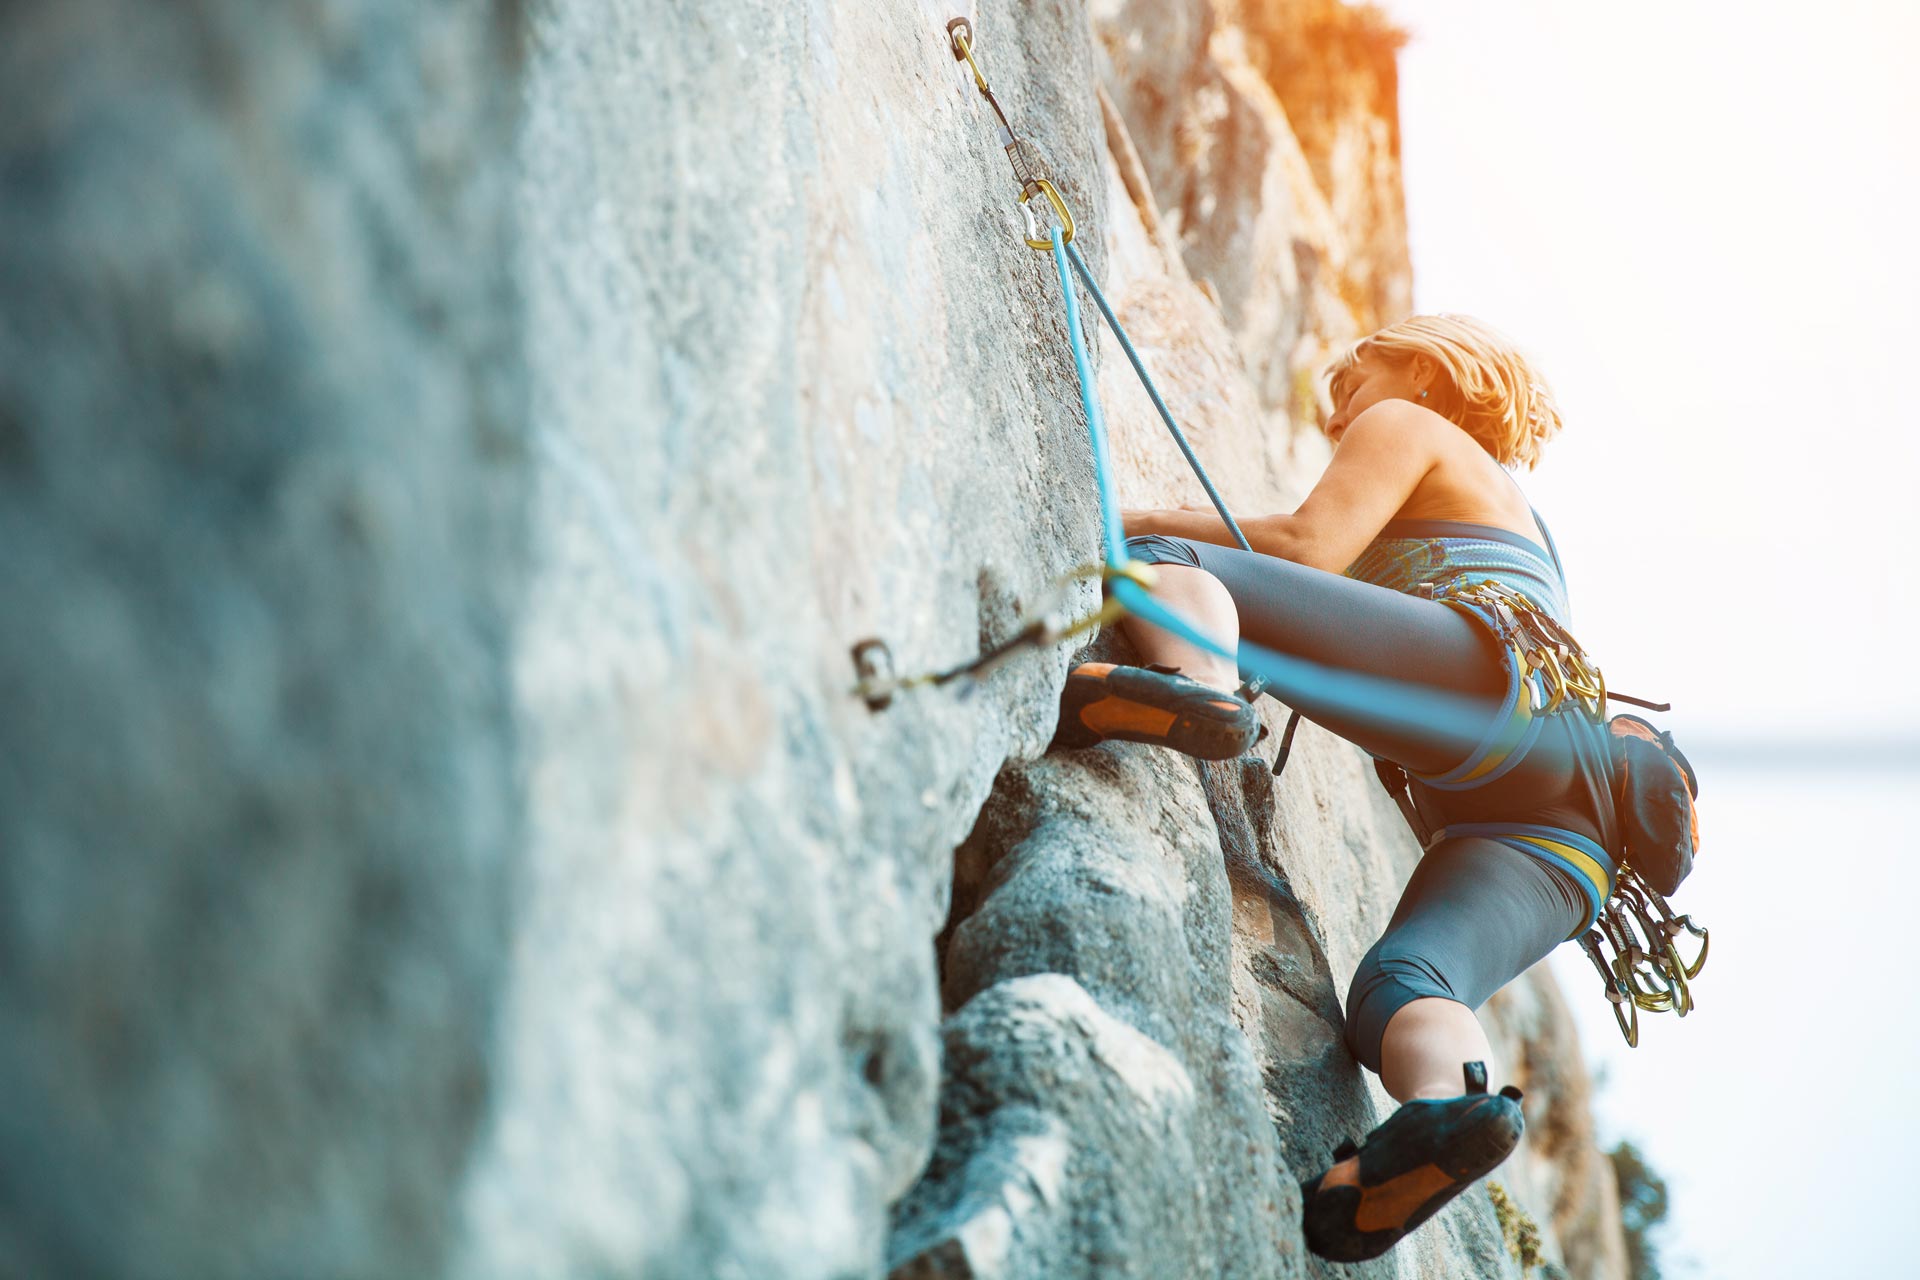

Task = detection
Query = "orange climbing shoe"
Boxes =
[1052,661,1261,760]
[1300,1062,1525,1262]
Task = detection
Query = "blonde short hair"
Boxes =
[1325,314,1564,470]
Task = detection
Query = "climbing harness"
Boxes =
[1366,596,1711,1047]
[1425,578,1607,719]
[852,17,1708,1046]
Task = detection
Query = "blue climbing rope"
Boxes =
[1050,229,1127,567]
[1058,235,1270,697]
[1063,241,1253,554]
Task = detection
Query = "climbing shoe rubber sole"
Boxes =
[1300,1065,1525,1262]
[1052,661,1260,761]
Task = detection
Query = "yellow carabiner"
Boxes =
[1020,178,1075,251]
[946,18,991,95]
[1104,558,1159,592]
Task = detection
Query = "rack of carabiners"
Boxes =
[1581,867,1710,1047]
[1425,579,1608,718]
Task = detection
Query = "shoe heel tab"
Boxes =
[1463,1061,1488,1094]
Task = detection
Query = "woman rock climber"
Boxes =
[1052,314,1616,1262]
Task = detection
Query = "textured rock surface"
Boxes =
[0,1,1623,1277]
[0,3,525,1276]
[1091,0,1408,422]
[456,3,1119,1276]
[897,748,1294,1279]
[1223,0,1414,331]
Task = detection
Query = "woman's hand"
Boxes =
[1120,504,1247,549]
[1122,502,1220,538]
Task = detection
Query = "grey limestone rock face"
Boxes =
[0,0,1624,1277]
[455,2,1127,1278]
[892,745,1293,1280]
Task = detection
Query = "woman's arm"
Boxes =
[1121,504,1249,547]
[1122,402,1441,572]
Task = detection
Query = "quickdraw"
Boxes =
[944,17,1075,251]
[851,560,1156,710]
[1577,866,1710,1047]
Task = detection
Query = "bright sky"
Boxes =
[1370,3,1920,1276]
[1373,0,1920,743]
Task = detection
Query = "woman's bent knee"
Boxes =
[1123,534,1205,569]
[1344,953,1458,1074]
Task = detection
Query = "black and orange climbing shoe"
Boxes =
[1052,661,1261,760]
[1300,1062,1525,1262]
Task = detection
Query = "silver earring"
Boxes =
[1419,390,1429,399]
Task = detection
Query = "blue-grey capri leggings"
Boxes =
[1124,534,1596,1074]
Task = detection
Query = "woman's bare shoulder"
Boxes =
[1342,399,1457,453]
[1397,410,1536,530]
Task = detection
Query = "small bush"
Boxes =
[1609,1140,1672,1280]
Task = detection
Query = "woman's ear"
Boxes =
[1409,353,1439,392]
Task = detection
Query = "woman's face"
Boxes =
[1324,353,1428,445]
